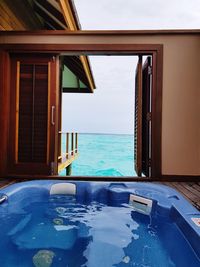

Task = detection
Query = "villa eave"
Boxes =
[1,29,200,36]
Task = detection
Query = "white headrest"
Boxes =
[50,183,76,195]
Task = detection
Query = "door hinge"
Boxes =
[148,159,152,167]
[51,162,55,175]
[148,66,152,75]
[147,112,152,121]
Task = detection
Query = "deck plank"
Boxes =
[181,182,200,198]
[162,182,200,210]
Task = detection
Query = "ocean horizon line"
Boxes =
[62,132,134,136]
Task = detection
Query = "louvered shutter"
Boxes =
[18,64,48,162]
[134,56,143,176]
[9,55,58,175]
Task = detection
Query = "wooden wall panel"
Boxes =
[0,51,10,176]
[0,0,42,30]
[0,1,25,30]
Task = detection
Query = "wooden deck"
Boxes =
[162,182,200,210]
[0,179,199,210]
[58,153,79,173]
[58,132,79,173]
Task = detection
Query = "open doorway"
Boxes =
[58,55,153,177]
[6,39,162,178]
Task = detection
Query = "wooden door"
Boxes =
[134,56,152,177]
[9,54,59,175]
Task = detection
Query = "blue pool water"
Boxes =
[60,134,136,176]
[0,181,199,267]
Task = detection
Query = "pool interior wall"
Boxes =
[0,181,199,267]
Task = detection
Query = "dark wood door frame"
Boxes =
[142,56,152,177]
[0,41,163,178]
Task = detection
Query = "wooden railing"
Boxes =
[58,132,78,162]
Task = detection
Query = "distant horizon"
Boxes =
[71,132,134,136]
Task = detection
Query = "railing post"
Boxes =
[71,133,74,155]
[66,133,69,158]
[75,133,78,153]
[58,132,62,161]
[59,133,62,158]
[58,132,78,162]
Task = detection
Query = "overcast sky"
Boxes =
[62,0,200,134]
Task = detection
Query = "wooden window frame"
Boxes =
[0,33,163,179]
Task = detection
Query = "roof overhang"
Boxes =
[57,0,95,91]
[0,0,96,92]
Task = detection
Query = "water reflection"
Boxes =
[1,196,175,267]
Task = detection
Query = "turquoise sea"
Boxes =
[60,134,136,176]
